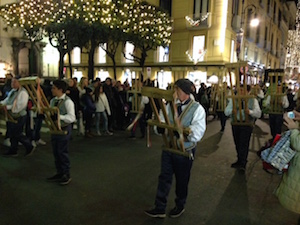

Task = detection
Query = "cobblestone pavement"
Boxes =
[0,118,299,225]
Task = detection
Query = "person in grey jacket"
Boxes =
[144,79,206,218]
[276,111,300,216]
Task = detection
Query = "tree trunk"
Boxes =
[140,50,147,81]
[59,49,65,79]
[68,51,73,78]
[88,43,96,81]
[112,57,117,80]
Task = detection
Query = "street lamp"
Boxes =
[237,3,259,61]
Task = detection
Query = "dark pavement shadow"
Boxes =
[205,171,251,225]
[197,132,223,158]
[249,124,268,153]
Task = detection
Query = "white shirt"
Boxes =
[0,88,28,114]
[53,94,76,124]
[94,93,111,115]
[294,92,298,101]
[225,98,262,119]
[264,95,289,109]
[256,89,265,99]
[140,96,149,109]
[77,86,86,98]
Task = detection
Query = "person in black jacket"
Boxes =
[81,87,96,138]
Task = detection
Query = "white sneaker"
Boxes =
[105,131,113,136]
[37,139,46,145]
[31,140,37,148]
[96,131,101,136]
[3,138,11,147]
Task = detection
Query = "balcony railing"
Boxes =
[185,13,211,30]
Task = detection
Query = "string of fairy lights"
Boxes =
[185,13,209,27]
[0,0,172,46]
[185,50,207,65]
[285,0,300,70]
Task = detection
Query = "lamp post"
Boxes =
[237,2,259,61]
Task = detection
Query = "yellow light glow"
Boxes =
[250,18,259,27]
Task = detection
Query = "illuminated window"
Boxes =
[193,35,205,62]
[188,71,207,85]
[123,69,136,86]
[157,70,172,90]
[158,46,169,62]
[97,70,110,81]
[73,47,81,64]
[0,63,6,78]
[73,69,83,81]
[125,42,134,63]
[99,43,107,64]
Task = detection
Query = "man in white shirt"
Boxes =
[263,84,289,140]
[225,85,261,172]
[1,76,35,157]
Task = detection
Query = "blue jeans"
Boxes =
[51,125,72,176]
[32,115,44,141]
[95,111,108,132]
[154,149,195,211]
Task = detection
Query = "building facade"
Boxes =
[0,0,297,87]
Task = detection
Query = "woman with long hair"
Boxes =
[94,84,112,136]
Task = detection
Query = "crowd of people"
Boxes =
[0,73,300,219]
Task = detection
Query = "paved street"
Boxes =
[0,118,299,225]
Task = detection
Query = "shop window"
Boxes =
[193,35,205,62]
[73,47,81,64]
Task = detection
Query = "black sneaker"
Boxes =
[231,161,242,168]
[144,208,166,218]
[59,174,72,185]
[24,146,36,157]
[169,207,185,218]
[238,166,246,174]
[47,174,63,182]
[3,151,18,157]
